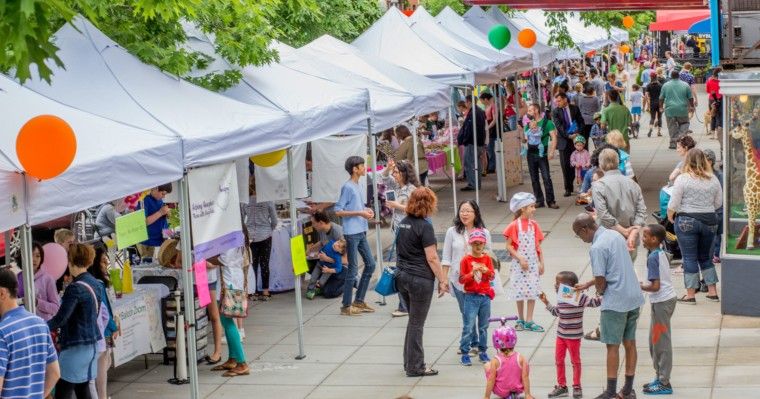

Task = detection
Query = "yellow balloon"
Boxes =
[250,149,286,167]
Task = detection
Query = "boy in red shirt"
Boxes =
[459,228,495,366]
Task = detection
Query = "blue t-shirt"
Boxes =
[334,180,368,235]
[319,240,343,273]
[139,194,167,246]
[0,307,57,398]
[590,227,645,312]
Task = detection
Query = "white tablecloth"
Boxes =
[111,284,167,367]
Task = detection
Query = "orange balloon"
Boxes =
[403,9,414,17]
[622,15,634,29]
[16,115,77,180]
[517,29,537,48]
[620,44,631,54]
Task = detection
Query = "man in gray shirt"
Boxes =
[592,149,647,260]
[590,68,606,102]
[574,214,644,399]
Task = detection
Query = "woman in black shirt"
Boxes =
[395,187,449,377]
[645,71,663,137]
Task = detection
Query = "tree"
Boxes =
[579,11,655,42]
[544,12,576,50]
[420,0,466,15]
[276,0,383,47]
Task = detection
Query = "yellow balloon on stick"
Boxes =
[250,149,286,167]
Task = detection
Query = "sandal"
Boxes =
[584,327,601,341]
[211,359,237,371]
[524,321,545,333]
[677,295,696,305]
[222,363,250,377]
[260,293,272,301]
[514,320,525,331]
[406,367,439,377]
[204,355,222,365]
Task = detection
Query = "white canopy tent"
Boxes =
[353,8,474,86]
[611,27,630,43]
[462,6,557,68]
[408,6,528,77]
[182,24,371,141]
[504,10,583,60]
[517,10,613,54]
[0,152,24,234]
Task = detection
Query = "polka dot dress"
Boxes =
[507,221,541,301]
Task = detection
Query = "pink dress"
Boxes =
[570,149,591,180]
[486,351,527,398]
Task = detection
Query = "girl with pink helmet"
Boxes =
[483,318,534,399]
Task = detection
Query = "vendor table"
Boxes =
[111,284,168,367]
[425,146,461,176]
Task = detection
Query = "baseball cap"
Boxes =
[468,228,487,244]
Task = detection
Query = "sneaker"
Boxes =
[643,381,673,395]
[592,392,616,399]
[305,290,316,300]
[314,287,323,296]
[573,386,583,398]
[478,352,490,363]
[642,379,659,390]
[618,389,637,399]
[460,354,472,366]
[340,306,362,316]
[548,385,569,398]
[352,301,375,313]
[391,310,409,317]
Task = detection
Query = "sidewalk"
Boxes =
[109,93,760,398]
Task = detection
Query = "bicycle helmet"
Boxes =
[492,325,517,350]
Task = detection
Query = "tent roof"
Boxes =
[408,6,525,78]
[182,24,371,141]
[353,8,475,85]
[462,6,556,68]
[0,148,24,232]
[649,10,710,32]
[503,9,581,60]
[301,35,451,116]
[274,41,417,133]
[0,74,183,228]
[22,17,295,169]
[688,18,710,35]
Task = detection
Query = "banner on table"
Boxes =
[253,144,308,203]
[187,162,244,261]
[312,135,367,203]
[115,209,148,250]
[112,299,151,367]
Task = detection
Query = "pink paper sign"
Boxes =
[194,260,211,307]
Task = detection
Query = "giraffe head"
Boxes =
[731,122,750,140]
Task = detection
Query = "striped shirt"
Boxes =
[546,294,602,339]
[0,306,57,399]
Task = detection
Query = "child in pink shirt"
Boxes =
[570,136,591,186]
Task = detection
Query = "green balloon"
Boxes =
[488,25,511,50]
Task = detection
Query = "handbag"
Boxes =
[218,258,249,318]
[374,267,398,297]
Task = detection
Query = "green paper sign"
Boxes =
[115,210,148,250]
[290,234,309,276]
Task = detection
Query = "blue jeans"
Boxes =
[343,232,376,307]
[507,115,517,131]
[453,286,478,348]
[674,216,719,289]
[460,294,490,353]
[463,144,478,188]
[487,136,497,172]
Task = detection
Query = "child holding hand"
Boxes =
[539,271,602,398]
[504,192,545,333]
[306,239,346,299]
[459,229,495,366]
[483,324,534,399]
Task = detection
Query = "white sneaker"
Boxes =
[391,310,408,317]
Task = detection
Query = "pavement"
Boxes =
[109,91,760,399]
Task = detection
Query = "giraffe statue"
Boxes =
[731,123,760,249]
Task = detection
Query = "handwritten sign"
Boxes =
[194,260,211,307]
[290,235,309,276]
[112,297,151,366]
[557,283,581,306]
[115,210,148,250]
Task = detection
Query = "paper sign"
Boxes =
[290,235,309,276]
[194,260,211,307]
[557,283,581,306]
[187,162,244,260]
[115,210,148,250]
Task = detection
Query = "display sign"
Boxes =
[115,209,148,250]
[187,162,244,261]
[290,234,309,276]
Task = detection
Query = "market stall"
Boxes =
[111,284,168,367]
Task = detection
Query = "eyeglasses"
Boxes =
[459,209,475,214]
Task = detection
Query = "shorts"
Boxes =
[600,307,640,345]
[631,107,642,115]
[208,280,218,291]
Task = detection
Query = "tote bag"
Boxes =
[374,267,398,297]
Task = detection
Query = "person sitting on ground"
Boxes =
[306,239,346,300]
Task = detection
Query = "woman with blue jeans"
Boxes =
[441,200,493,356]
[382,159,420,317]
[667,149,722,304]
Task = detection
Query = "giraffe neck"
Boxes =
[743,133,759,177]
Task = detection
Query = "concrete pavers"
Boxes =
[110,90,760,398]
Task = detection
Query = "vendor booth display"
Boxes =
[717,70,760,316]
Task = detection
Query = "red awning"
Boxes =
[648,10,711,31]
[464,0,708,10]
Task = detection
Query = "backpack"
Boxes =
[77,281,110,353]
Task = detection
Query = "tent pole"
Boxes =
[495,83,506,202]
[177,174,199,399]
[472,86,479,204]
[368,117,383,294]
[287,148,307,360]
[448,86,458,217]
[20,224,35,314]
[411,119,421,184]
